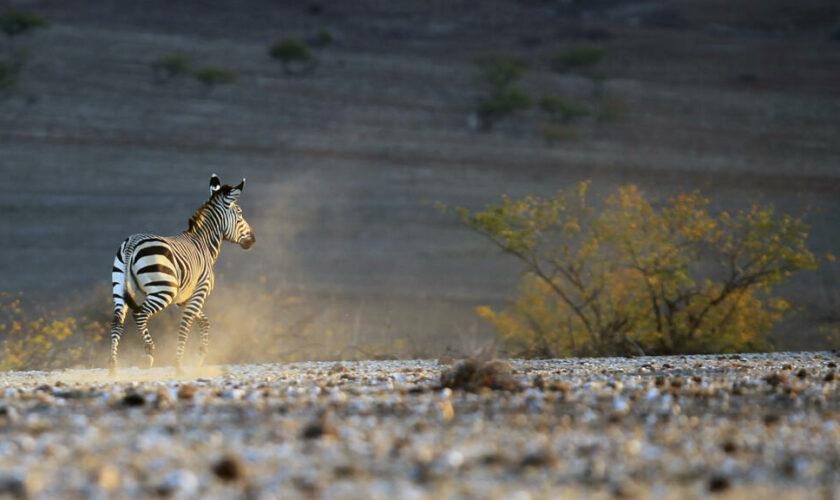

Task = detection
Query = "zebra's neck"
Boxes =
[186,200,226,262]
[187,223,224,261]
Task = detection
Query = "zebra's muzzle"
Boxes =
[240,235,255,250]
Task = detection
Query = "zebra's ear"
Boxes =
[210,174,221,195]
[234,178,245,191]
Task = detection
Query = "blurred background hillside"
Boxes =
[1,0,838,365]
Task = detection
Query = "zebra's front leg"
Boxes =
[196,311,210,368]
[175,292,208,376]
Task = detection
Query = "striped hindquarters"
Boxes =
[129,238,181,308]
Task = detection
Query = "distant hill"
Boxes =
[1,0,838,354]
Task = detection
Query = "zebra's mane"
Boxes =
[188,186,233,232]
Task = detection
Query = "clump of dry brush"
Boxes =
[439,349,520,391]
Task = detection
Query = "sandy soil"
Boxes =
[0,352,838,498]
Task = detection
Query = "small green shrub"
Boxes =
[539,95,590,123]
[0,10,48,50]
[313,29,334,47]
[269,37,316,74]
[477,88,533,130]
[151,53,193,84]
[194,66,237,93]
[0,57,19,91]
[473,53,532,131]
[475,53,528,90]
[549,45,606,72]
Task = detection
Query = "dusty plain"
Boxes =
[1,353,839,498]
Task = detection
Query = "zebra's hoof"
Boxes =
[144,354,154,368]
[108,360,117,377]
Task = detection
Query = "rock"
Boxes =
[96,465,120,491]
[708,474,731,493]
[301,410,336,439]
[212,455,244,482]
[177,385,197,401]
[121,392,145,407]
[0,469,27,498]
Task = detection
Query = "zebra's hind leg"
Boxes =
[109,306,128,376]
[196,311,210,368]
[132,310,157,367]
[133,294,171,368]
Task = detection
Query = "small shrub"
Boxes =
[451,183,822,357]
[0,10,49,51]
[194,66,237,94]
[549,45,606,72]
[439,356,519,391]
[477,87,532,130]
[475,53,528,90]
[539,95,590,123]
[151,53,192,84]
[0,57,19,91]
[268,37,316,74]
[473,53,531,131]
[312,29,333,47]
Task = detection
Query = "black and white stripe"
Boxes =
[109,174,255,375]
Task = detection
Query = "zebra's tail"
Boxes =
[111,239,138,317]
[110,239,131,374]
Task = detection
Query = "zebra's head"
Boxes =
[209,174,256,250]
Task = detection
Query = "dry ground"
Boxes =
[0,353,839,498]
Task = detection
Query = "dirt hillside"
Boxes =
[1,0,838,355]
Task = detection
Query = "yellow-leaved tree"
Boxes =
[456,182,820,356]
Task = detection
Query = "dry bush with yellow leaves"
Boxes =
[456,182,824,357]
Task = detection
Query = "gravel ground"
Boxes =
[0,353,839,499]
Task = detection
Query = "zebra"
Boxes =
[109,174,255,375]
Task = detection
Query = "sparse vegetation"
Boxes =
[0,57,19,92]
[312,29,334,47]
[473,53,532,131]
[193,66,237,94]
[539,95,590,123]
[0,51,36,101]
[151,53,193,84]
[475,53,527,89]
[477,88,533,130]
[0,292,107,370]
[549,45,606,73]
[0,10,49,52]
[452,182,821,357]
[269,37,317,75]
